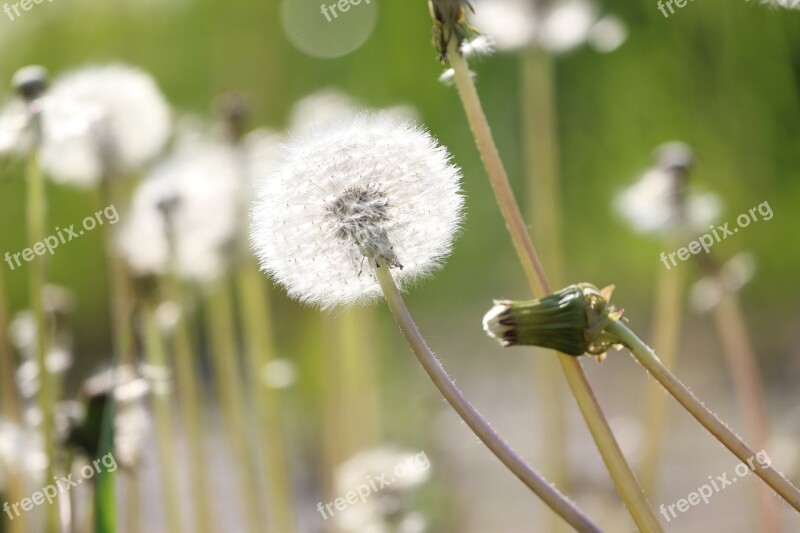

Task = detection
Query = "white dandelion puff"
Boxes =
[614,142,721,234]
[250,112,464,308]
[469,0,626,54]
[334,447,431,533]
[13,64,172,187]
[118,132,240,282]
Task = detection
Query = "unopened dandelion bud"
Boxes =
[483,283,623,358]
[12,65,48,102]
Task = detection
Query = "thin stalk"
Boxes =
[711,287,780,533]
[448,43,662,531]
[164,276,214,533]
[320,314,341,505]
[521,47,569,520]
[26,131,59,532]
[100,178,134,367]
[0,262,21,422]
[374,263,601,533]
[140,304,182,533]
[338,307,381,453]
[608,319,800,511]
[236,263,296,533]
[203,280,261,533]
[640,260,685,495]
[0,253,27,533]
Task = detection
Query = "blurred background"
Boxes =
[0,0,799,532]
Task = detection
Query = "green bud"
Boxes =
[482,283,623,358]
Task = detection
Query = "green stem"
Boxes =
[640,259,685,495]
[100,178,134,367]
[374,263,601,533]
[711,287,781,533]
[236,264,296,533]
[608,319,800,511]
[448,42,662,532]
[204,280,261,533]
[26,131,58,533]
[0,261,20,422]
[140,304,182,533]
[521,47,569,525]
[164,276,215,533]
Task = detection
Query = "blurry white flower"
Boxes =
[470,0,626,54]
[690,253,757,313]
[586,15,628,54]
[260,359,297,389]
[40,64,171,186]
[0,420,45,491]
[250,112,464,308]
[118,132,240,282]
[614,142,721,235]
[334,447,431,533]
[757,0,800,9]
[0,64,171,187]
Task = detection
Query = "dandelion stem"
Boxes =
[640,258,685,496]
[164,276,215,533]
[374,262,601,533]
[141,303,183,533]
[521,47,570,522]
[100,177,135,367]
[25,126,59,532]
[204,280,262,533]
[236,263,297,533]
[607,319,800,511]
[0,263,20,422]
[448,42,662,531]
[710,286,781,532]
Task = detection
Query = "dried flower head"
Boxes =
[429,0,475,61]
[250,112,464,308]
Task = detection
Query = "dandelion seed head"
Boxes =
[118,134,240,282]
[614,143,721,234]
[38,64,171,187]
[250,112,464,308]
[470,0,625,54]
[334,447,430,532]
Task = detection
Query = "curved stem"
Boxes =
[448,43,662,532]
[608,319,800,511]
[374,263,601,533]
